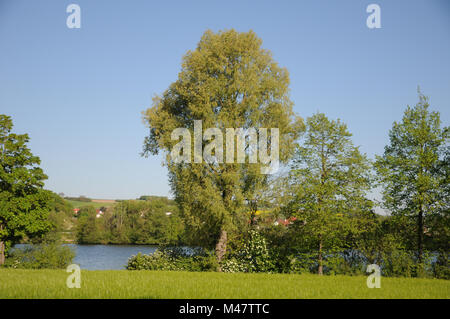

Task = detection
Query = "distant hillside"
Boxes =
[66,199,117,209]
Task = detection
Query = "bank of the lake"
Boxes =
[0,269,448,299]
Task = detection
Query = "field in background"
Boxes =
[66,199,117,209]
[0,269,448,299]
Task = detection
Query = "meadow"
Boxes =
[0,269,448,299]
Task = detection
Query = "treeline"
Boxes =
[133,93,449,279]
[64,196,92,202]
[138,29,448,279]
[76,197,184,245]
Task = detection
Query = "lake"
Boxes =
[15,244,159,270]
[71,245,158,270]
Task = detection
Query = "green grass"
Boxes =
[0,269,448,299]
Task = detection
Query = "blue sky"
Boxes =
[0,0,449,199]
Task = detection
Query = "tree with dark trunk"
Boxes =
[375,90,448,267]
[215,229,227,270]
[289,113,373,275]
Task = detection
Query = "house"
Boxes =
[73,208,80,215]
[274,216,297,226]
[96,209,104,218]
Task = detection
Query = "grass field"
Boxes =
[0,269,448,299]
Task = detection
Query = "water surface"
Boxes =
[70,244,158,270]
[15,244,158,270]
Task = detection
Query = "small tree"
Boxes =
[375,91,449,265]
[289,113,373,275]
[0,115,53,265]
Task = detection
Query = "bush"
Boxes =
[222,230,274,273]
[323,250,366,276]
[126,251,179,271]
[126,247,217,272]
[4,244,75,269]
[288,252,320,274]
[433,250,450,280]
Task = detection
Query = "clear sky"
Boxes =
[0,0,449,200]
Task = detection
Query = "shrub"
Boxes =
[323,250,366,276]
[127,251,179,271]
[4,244,75,269]
[433,250,450,280]
[126,248,217,272]
[222,230,274,273]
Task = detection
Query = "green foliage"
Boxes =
[138,195,174,205]
[49,192,74,216]
[65,196,92,202]
[261,214,443,278]
[287,113,373,274]
[375,91,449,261]
[76,200,184,245]
[127,248,217,272]
[0,114,53,263]
[76,206,102,243]
[433,250,450,280]
[222,230,274,273]
[4,243,75,269]
[42,192,76,242]
[142,29,303,257]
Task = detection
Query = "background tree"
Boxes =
[375,91,449,266]
[142,29,302,267]
[0,114,53,265]
[287,113,373,275]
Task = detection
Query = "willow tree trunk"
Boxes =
[0,241,4,265]
[0,223,4,265]
[215,229,227,271]
[418,208,424,264]
[318,235,323,275]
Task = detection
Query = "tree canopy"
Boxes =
[142,29,303,266]
[375,91,449,263]
[0,114,53,264]
[287,113,373,274]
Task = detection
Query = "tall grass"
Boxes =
[0,269,448,299]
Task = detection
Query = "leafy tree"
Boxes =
[49,192,74,216]
[0,114,53,265]
[375,91,449,264]
[142,29,302,267]
[288,113,373,275]
[75,206,101,243]
[75,200,184,245]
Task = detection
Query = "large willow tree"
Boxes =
[142,30,302,267]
